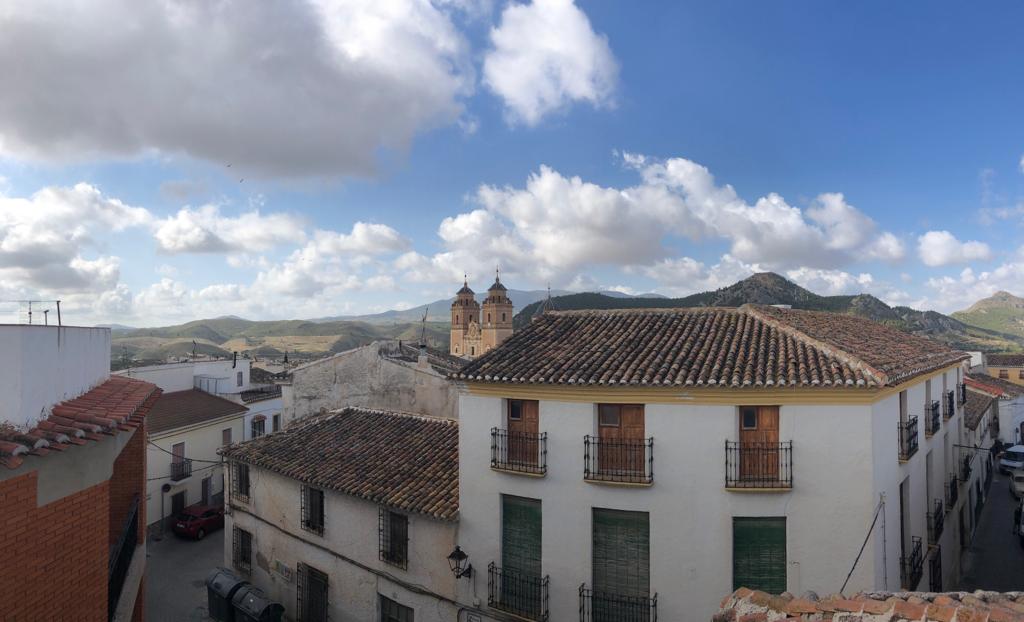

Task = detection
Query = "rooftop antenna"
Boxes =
[191,340,197,359]
[121,345,129,369]
[419,306,429,346]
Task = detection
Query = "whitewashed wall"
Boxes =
[116,362,195,392]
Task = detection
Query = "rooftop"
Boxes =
[219,407,458,521]
[148,389,248,434]
[964,389,996,431]
[455,305,968,389]
[987,353,1024,367]
[966,372,1024,398]
[239,385,283,403]
[0,375,159,470]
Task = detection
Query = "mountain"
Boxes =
[513,272,1024,352]
[952,291,1024,339]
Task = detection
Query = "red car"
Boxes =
[172,505,224,540]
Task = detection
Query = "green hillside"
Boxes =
[952,291,1024,338]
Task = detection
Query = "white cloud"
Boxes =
[0,0,473,177]
[640,255,758,297]
[916,230,992,267]
[311,222,410,255]
[785,267,874,296]
[153,206,307,254]
[924,260,1024,312]
[483,0,617,125]
[1019,154,1024,174]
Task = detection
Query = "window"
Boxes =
[740,407,757,430]
[273,414,281,432]
[733,517,786,594]
[380,595,414,622]
[222,428,232,446]
[237,371,244,387]
[302,485,325,535]
[233,463,250,502]
[233,527,252,574]
[1000,369,1010,379]
[503,496,542,578]
[592,508,649,617]
[297,563,329,622]
[502,312,506,322]
[379,508,409,569]
[251,417,265,439]
[488,313,492,323]
[598,404,620,427]
[470,346,475,356]
[508,400,523,421]
[1019,370,1024,380]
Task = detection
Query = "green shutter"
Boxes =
[502,496,542,577]
[733,517,786,594]
[592,508,650,597]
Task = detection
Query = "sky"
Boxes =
[1,0,1023,326]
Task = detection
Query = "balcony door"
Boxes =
[507,400,539,466]
[501,495,542,617]
[739,406,779,481]
[597,404,645,475]
[592,508,650,621]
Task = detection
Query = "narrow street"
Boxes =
[958,470,1024,591]
[146,528,224,621]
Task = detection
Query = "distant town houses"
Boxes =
[983,353,1024,386]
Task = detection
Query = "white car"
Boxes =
[1011,471,1024,499]
[1000,445,1024,474]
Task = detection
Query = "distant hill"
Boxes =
[952,291,1024,339]
[513,272,1024,352]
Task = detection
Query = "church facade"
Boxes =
[450,275,513,359]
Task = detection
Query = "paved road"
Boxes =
[146,527,224,622]
[959,470,1024,591]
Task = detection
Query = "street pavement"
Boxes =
[145,526,224,621]
[958,469,1024,592]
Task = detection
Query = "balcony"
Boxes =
[108,496,140,621]
[170,459,192,482]
[946,473,959,511]
[491,428,547,476]
[960,453,973,483]
[724,441,793,490]
[927,499,944,545]
[900,536,923,590]
[898,417,919,462]
[928,546,942,592]
[957,383,967,407]
[488,563,549,621]
[579,585,657,622]
[925,401,941,437]
[944,391,955,421]
[583,436,653,485]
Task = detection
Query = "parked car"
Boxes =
[172,505,224,540]
[999,445,1024,474]
[1011,471,1024,499]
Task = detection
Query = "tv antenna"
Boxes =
[419,306,429,346]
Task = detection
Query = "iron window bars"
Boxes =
[583,436,654,484]
[898,416,919,461]
[927,498,944,545]
[379,507,409,570]
[944,391,955,421]
[946,473,958,511]
[488,563,550,621]
[107,495,139,622]
[301,485,325,536]
[960,453,973,483]
[724,441,793,489]
[233,526,253,575]
[900,536,923,590]
[231,462,250,503]
[491,428,548,475]
[925,401,941,437]
[957,383,967,407]
[579,584,657,622]
[170,458,192,482]
[296,562,329,622]
[928,546,942,592]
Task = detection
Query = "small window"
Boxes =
[251,418,265,439]
[455,315,459,324]
[379,508,409,569]
[380,595,414,622]
[233,463,250,502]
[1000,369,1009,379]
[502,312,506,322]
[237,371,243,387]
[302,485,325,536]
[470,346,475,356]
[454,344,459,353]
[297,563,329,622]
[222,428,232,446]
[487,313,492,323]
[273,414,281,432]
[598,404,621,427]
[233,527,252,574]
[1019,370,1024,380]
[741,408,757,430]
[508,400,523,421]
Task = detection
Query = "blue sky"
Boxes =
[1,0,1022,325]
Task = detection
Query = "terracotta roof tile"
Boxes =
[964,389,995,431]
[0,375,159,469]
[147,389,248,434]
[456,306,968,389]
[219,407,458,521]
[987,354,1024,367]
[967,373,1024,398]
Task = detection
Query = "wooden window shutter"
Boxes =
[732,517,786,594]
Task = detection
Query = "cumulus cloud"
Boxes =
[483,0,617,125]
[916,230,992,267]
[153,206,307,254]
[924,261,1024,312]
[639,255,757,296]
[0,0,473,177]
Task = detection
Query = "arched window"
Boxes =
[487,313,491,323]
[471,346,475,356]
[502,312,506,322]
[455,315,459,323]
[455,344,459,353]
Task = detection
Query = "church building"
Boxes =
[450,274,513,359]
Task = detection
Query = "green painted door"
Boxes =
[501,496,542,617]
[592,508,650,621]
[733,517,786,594]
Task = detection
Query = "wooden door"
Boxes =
[598,405,645,474]
[739,406,779,481]
[507,400,539,466]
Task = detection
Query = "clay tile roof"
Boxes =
[219,407,458,521]
[715,588,1024,622]
[966,372,1024,398]
[988,353,1024,367]
[240,385,283,403]
[964,389,995,431]
[147,389,248,434]
[0,376,159,470]
[455,305,969,389]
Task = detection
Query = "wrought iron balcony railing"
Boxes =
[108,495,140,621]
[491,428,547,475]
[900,536,923,590]
[927,498,944,545]
[583,436,653,485]
[925,401,941,437]
[960,453,973,483]
[488,563,549,621]
[957,383,967,407]
[898,417,919,461]
[724,441,793,490]
[928,546,942,592]
[944,390,955,420]
[170,458,192,482]
[946,473,958,511]
[579,584,657,622]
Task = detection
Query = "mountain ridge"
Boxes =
[952,290,1024,339]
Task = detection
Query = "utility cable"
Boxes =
[841,496,885,594]
[147,440,223,464]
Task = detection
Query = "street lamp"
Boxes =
[447,545,472,579]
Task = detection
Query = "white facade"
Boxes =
[0,325,110,427]
[996,394,1024,445]
[457,365,976,622]
[224,466,464,622]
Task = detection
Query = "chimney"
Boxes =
[417,342,429,369]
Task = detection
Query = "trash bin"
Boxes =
[206,567,248,622]
[232,584,285,622]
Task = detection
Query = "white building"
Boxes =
[220,407,467,622]
[451,306,975,622]
[966,372,1024,445]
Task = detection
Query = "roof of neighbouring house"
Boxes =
[147,389,248,434]
[966,372,1024,398]
[987,353,1024,367]
[249,366,291,384]
[219,407,458,521]
[385,341,464,375]
[964,389,996,431]
[0,375,160,470]
[714,588,1024,622]
[239,385,283,403]
[454,305,969,389]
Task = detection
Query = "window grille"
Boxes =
[301,485,325,536]
[251,418,265,439]
[380,595,414,622]
[233,527,252,574]
[273,414,281,432]
[297,563,329,622]
[378,507,409,569]
[232,463,250,502]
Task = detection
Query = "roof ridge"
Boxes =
[547,307,740,316]
[297,406,457,428]
[740,305,890,386]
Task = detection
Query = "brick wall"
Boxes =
[0,471,110,621]
[110,424,147,547]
